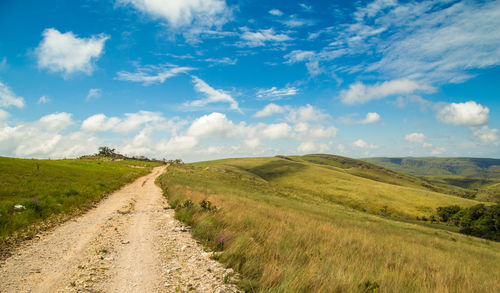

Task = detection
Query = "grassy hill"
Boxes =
[0,156,162,242]
[363,157,500,202]
[363,157,500,178]
[157,155,500,292]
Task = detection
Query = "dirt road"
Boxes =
[0,166,240,293]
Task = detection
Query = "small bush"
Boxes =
[359,280,380,292]
[200,200,216,211]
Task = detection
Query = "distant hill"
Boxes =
[362,157,500,178]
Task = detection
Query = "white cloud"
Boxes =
[0,81,25,108]
[284,49,347,76]
[294,122,338,140]
[284,50,315,63]
[38,112,73,131]
[187,112,235,137]
[239,28,292,47]
[0,112,94,158]
[81,114,121,132]
[297,141,316,153]
[393,95,432,110]
[35,28,108,76]
[437,101,489,126]
[282,18,313,28]
[340,79,434,104]
[256,86,298,100]
[204,57,237,66]
[405,132,426,143]
[0,109,9,121]
[157,135,199,154]
[117,0,232,28]
[37,96,50,104]
[86,88,101,101]
[261,123,291,139]
[423,143,433,148]
[358,112,381,124]
[185,76,240,112]
[244,137,262,149]
[297,141,331,153]
[353,139,377,149]
[254,103,286,118]
[269,9,283,16]
[299,3,313,11]
[431,147,446,155]
[286,104,328,123]
[116,65,193,85]
[81,111,164,133]
[366,0,500,84]
[471,126,499,144]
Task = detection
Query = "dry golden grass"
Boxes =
[157,157,500,292]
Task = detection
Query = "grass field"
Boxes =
[0,156,162,239]
[157,156,500,292]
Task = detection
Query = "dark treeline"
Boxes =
[437,204,500,241]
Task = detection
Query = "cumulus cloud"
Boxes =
[185,76,240,112]
[239,28,292,47]
[0,112,96,158]
[81,114,121,132]
[405,132,426,143]
[0,81,25,108]
[358,112,381,124]
[269,9,284,16]
[0,109,9,121]
[286,104,329,123]
[353,139,377,149]
[37,96,50,104]
[38,112,73,131]
[86,88,101,101]
[117,0,232,28]
[253,103,286,118]
[35,28,108,76]
[340,79,434,104]
[431,147,446,155]
[187,112,235,137]
[261,123,292,139]
[116,65,193,85]
[471,126,499,144]
[297,141,331,153]
[256,86,298,100]
[81,111,164,133]
[437,101,489,126]
[294,123,337,140]
[157,136,199,154]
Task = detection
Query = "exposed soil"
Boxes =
[0,166,240,293]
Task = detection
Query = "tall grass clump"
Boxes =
[157,159,500,293]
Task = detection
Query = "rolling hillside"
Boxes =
[363,157,500,178]
[157,155,500,292]
[364,157,500,202]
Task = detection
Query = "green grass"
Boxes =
[0,156,162,239]
[157,156,500,292]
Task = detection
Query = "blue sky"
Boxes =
[0,0,499,161]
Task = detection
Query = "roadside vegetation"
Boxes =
[0,150,163,243]
[157,155,500,292]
